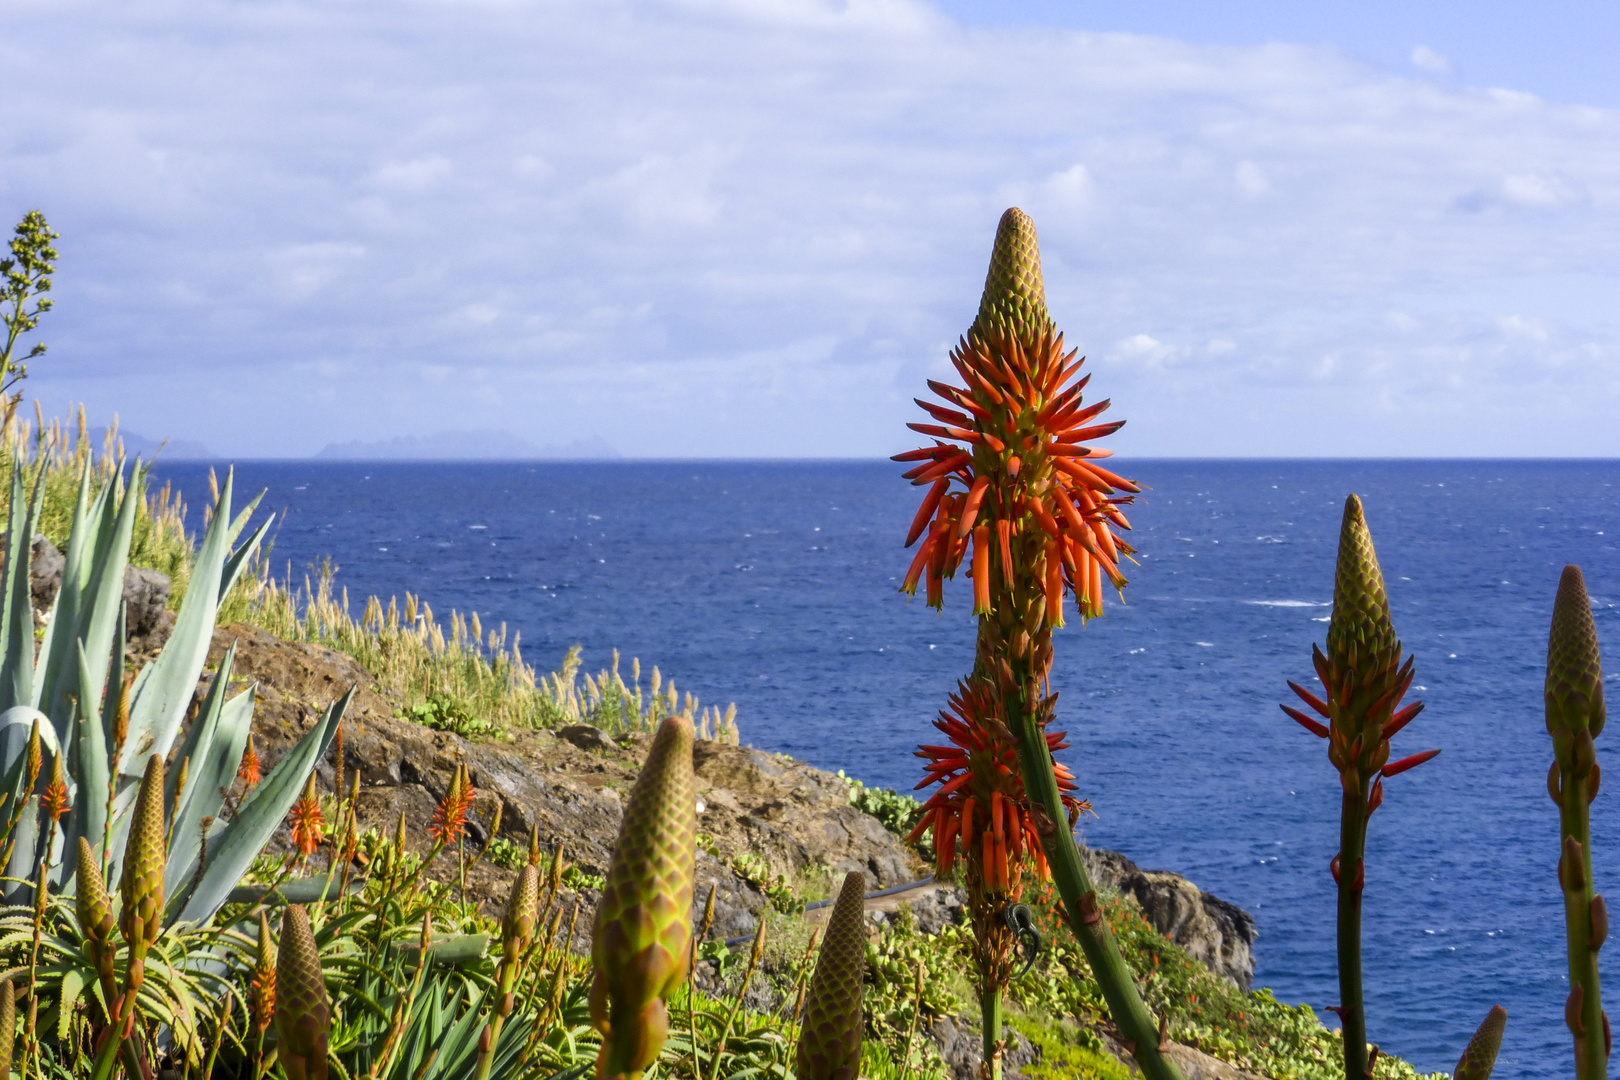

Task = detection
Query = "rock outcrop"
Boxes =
[1083,847,1258,992]
[3,533,171,639]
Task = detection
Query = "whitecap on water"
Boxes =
[1243,600,1329,607]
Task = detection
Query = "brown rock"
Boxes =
[1083,847,1258,992]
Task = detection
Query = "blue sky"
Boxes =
[4,0,1619,458]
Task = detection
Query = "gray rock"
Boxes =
[557,724,617,753]
[931,1015,1039,1080]
[1083,847,1258,991]
[123,566,170,638]
[0,533,170,638]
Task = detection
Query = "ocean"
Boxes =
[147,458,1618,1079]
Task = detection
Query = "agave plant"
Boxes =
[0,457,348,926]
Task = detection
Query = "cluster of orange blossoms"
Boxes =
[429,761,476,847]
[288,774,325,858]
[906,681,1089,892]
[896,327,1139,623]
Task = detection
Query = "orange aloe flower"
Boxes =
[429,762,476,847]
[895,211,1139,624]
[238,736,261,790]
[288,773,325,858]
[40,755,69,823]
[905,680,1089,891]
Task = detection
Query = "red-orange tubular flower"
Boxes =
[895,219,1139,624]
[906,681,1089,892]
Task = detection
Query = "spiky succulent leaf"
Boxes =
[590,713,695,1079]
[118,467,239,779]
[797,870,867,1080]
[162,644,257,890]
[38,461,142,751]
[0,467,43,712]
[173,687,350,926]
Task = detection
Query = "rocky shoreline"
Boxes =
[199,619,1265,1079]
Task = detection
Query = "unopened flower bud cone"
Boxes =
[275,905,331,1080]
[589,713,695,1080]
[796,871,866,1080]
[119,755,166,997]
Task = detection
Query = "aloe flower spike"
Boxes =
[118,755,165,996]
[75,837,117,1010]
[589,713,696,1080]
[1549,565,1608,1080]
[796,871,866,1080]
[274,905,331,1080]
[1453,1005,1507,1080]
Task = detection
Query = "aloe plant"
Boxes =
[0,456,349,932]
[895,208,1174,1080]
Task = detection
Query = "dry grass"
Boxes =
[0,402,195,600]
[3,404,741,742]
[231,555,742,740]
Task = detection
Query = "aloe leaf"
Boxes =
[165,680,256,897]
[225,877,358,905]
[70,641,111,877]
[219,517,271,605]
[120,467,236,778]
[0,468,44,713]
[64,461,143,749]
[160,644,236,890]
[33,459,98,720]
[171,686,351,927]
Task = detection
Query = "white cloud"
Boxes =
[1410,46,1451,74]
[1234,161,1270,198]
[5,0,1620,456]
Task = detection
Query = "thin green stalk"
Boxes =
[979,981,1003,1080]
[1008,697,1181,1080]
[1337,790,1369,1080]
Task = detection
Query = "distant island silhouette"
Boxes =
[315,429,620,461]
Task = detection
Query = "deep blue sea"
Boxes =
[147,458,1618,1079]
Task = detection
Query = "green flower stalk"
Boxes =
[275,905,331,1080]
[589,713,696,1080]
[477,863,540,1080]
[1547,565,1608,1079]
[796,871,867,1080]
[1280,496,1438,1080]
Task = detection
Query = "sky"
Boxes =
[3,0,1620,458]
